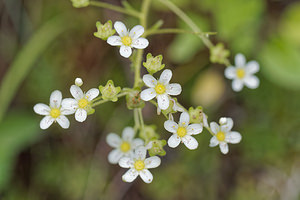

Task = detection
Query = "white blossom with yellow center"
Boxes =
[106,127,144,164]
[141,69,182,111]
[107,21,149,58]
[209,117,242,154]
[61,84,99,122]
[164,112,203,150]
[119,146,161,183]
[33,90,73,129]
[224,53,260,92]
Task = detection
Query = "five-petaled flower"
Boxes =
[34,90,73,129]
[107,21,149,58]
[106,127,144,164]
[209,117,242,154]
[164,112,203,150]
[141,69,182,110]
[61,85,99,122]
[224,53,260,92]
[119,146,161,183]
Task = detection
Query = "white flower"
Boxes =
[225,53,260,92]
[141,69,182,110]
[209,117,242,154]
[106,127,144,164]
[164,112,202,150]
[119,146,161,183]
[61,85,99,122]
[107,21,149,58]
[33,90,73,130]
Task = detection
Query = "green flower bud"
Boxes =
[99,80,121,102]
[126,90,145,110]
[94,20,116,40]
[140,125,159,142]
[188,106,204,124]
[143,53,165,74]
[210,43,230,64]
[70,0,89,8]
[148,140,167,157]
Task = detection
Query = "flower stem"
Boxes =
[89,1,141,18]
[91,92,128,107]
[144,28,217,37]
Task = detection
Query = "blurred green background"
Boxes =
[1,0,300,199]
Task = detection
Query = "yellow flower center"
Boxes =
[50,108,61,118]
[177,127,187,137]
[121,36,132,46]
[120,142,131,152]
[154,84,166,94]
[216,131,226,141]
[134,160,145,171]
[78,98,89,108]
[236,68,245,79]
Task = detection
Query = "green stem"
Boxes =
[138,108,145,129]
[145,28,216,37]
[89,1,141,18]
[133,109,140,132]
[91,92,128,107]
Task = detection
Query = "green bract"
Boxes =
[70,0,89,8]
[143,53,165,74]
[209,43,230,64]
[94,20,116,40]
[188,106,204,124]
[99,80,121,102]
[148,140,167,157]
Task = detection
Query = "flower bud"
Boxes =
[126,90,145,110]
[210,43,230,64]
[188,106,208,127]
[219,117,227,125]
[75,78,83,87]
[94,20,116,40]
[70,0,89,8]
[147,140,167,157]
[99,80,121,102]
[143,53,165,74]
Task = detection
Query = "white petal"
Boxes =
[40,116,54,130]
[132,138,144,148]
[61,98,78,115]
[114,21,128,37]
[226,131,242,144]
[203,113,209,128]
[131,38,149,49]
[182,135,198,150]
[167,134,181,148]
[119,45,132,58]
[164,120,178,134]
[140,88,156,101]
[166,83,181,96]
[219,142,229,154]
[108,149,123,164]
[143,74,157,88]
[144,156,161,169]
[209,136,219,147]
[70,85,84,100]
[210,122,219,134]
[49,90,62,108]
[187,124,203,135]
[235,53,246,67]
[129,25,144,39]
[246,61,259,74]
[139,169,153,184]
[224,66,236,79]
[119,157,134,168]
[75,108,87,122]
[122,127,135,141]
[179,112,190,127]
[107,36,122,46]
[232,79,244,92]
[244,75,259,89]
[106,133,121,148]
[33,103,50,115]
[122,169,138,182]
[159,69,172,84]
[134,146,147,160]
[157,94,169,110]
[56,115,70,129]
[220,117,233,132]
[85,88,99,101]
